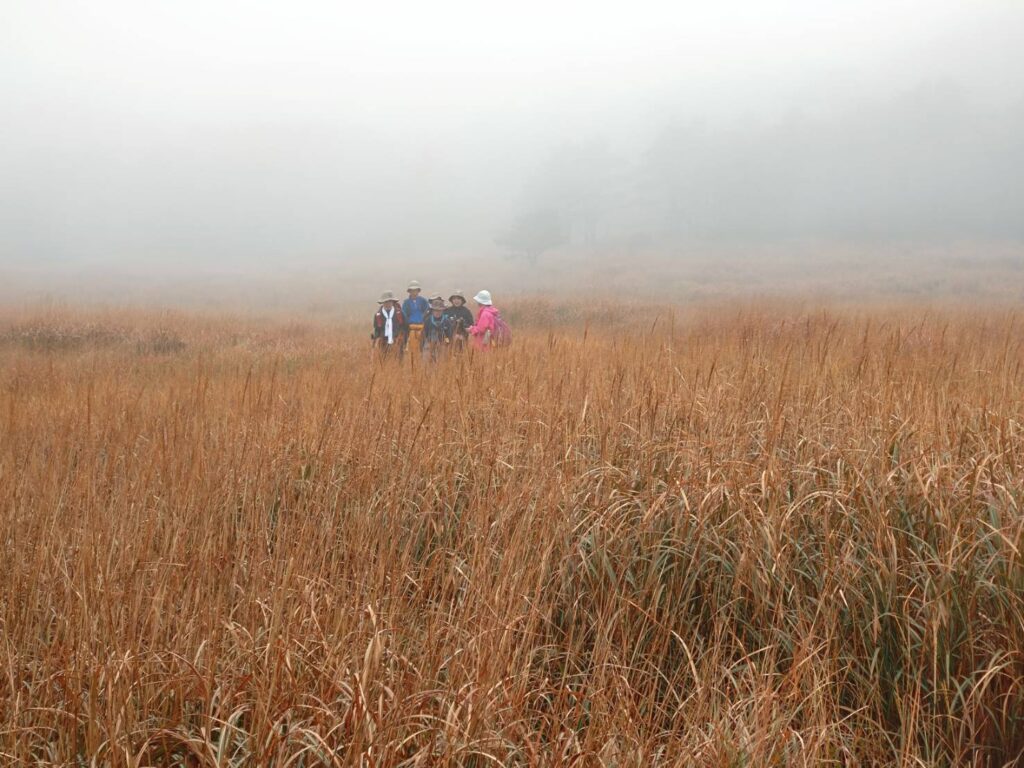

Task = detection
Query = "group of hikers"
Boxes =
[372,281,511,360]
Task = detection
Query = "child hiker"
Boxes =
[402,280,430,356]
[421,297,454,362]
[371,291,409,359]
[444,289,474,349]
[468,290,512,351]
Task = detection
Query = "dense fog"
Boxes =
[2,1,1023,268]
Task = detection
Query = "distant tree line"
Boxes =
[499,82,1024,262]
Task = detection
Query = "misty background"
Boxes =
[2,0,1023,296]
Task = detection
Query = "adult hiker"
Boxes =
[444,289,474,347]
[468,290,512,351]
[402,280,430,356]
[421,297,454,362]
[371,291,408,359]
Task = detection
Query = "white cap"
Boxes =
[473,290,492,306]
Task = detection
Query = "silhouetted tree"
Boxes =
[495,208,566,265]
[521,141,622,246]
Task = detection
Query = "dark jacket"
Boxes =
[372,306,409,344]
[421,312,453,348]
[444,305,474,337]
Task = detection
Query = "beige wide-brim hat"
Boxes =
[449,289,466,302]
[407,280,422,292]
[378,290,398,304]
[429,299,446,310]
[473,290,492,306]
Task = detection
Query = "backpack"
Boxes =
[490,313,512,347]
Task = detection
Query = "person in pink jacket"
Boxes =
[468,290,511,350]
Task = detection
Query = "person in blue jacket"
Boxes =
[402,280,430,352]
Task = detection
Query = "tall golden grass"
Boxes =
[1,300,1023,766]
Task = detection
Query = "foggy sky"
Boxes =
[2,1,1023,265]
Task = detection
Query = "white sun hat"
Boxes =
[473,290,492,305]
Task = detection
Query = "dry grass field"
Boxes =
[2,299,1024,765]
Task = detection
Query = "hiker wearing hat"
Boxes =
[421,297,454,362]
[402,280,430,356]
[444,289,474,347]
[468,290,512,351]
[371,290,409,359]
